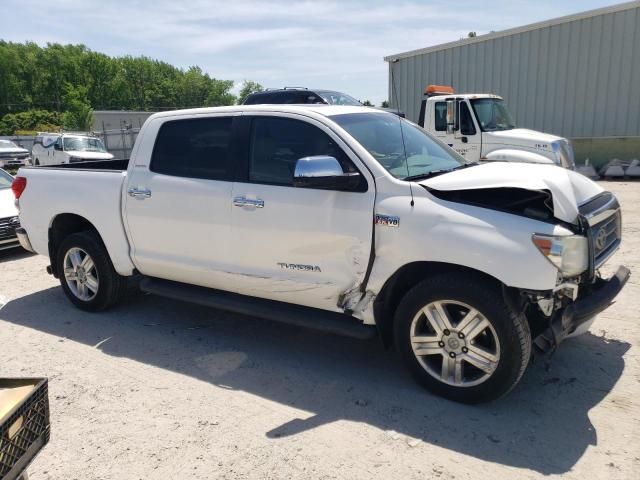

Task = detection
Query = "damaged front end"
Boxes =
[518,191,630,352]
[528,266,630,352]
[423,162,630,352]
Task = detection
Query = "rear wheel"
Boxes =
[394,273,531,403]
[56,231,126,311]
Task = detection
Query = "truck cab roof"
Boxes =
[145,104,383,122]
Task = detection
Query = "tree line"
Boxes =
[0,41,263,134]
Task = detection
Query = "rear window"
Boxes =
[150,117,233,180]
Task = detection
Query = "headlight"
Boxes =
[532,234,588,277]
[69,156,83,163]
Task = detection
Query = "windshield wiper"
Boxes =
[404,163,477,181]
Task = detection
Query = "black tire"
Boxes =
[394,273,531,404]
[56,231,127,312]
[35,159,39,166]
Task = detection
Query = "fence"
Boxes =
[1,127,140,161]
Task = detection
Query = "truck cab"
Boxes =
[418,85,575,169]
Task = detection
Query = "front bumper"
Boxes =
[534,265,630,351]
[0,158,28,168]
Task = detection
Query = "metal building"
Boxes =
[384,1,640,165]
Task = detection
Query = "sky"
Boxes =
[1,0,624,106]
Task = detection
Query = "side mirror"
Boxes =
[446,99,456,134]
[293,156,362,191]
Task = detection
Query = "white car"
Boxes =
[0,140,31,168]
[13,105,629,403]
[31,133,113,166]
[0,168,21,251]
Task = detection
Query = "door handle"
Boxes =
[233,196,264,208]
[128,188,152,199]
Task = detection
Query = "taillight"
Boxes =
[11,176,27,199]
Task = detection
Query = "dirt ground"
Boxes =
[1,181,639,480]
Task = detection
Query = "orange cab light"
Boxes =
[425,84,455,95]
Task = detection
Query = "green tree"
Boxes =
[237,80,263,104]
[0,109,64,135]
[381,100,389,108]
[362,100,373,106]
[62,83,94,130]
[0,41,250,125]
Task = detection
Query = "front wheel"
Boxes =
[394,273,531,403]
[57,231,127,311]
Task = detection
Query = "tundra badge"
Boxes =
[277,263,322,272]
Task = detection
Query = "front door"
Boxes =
[124,114,238,289]
[228,114,375,312]
[432,99,481,161]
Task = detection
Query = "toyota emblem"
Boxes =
[594,227,608,250]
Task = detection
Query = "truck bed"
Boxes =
[16,162,136,276]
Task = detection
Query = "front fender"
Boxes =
[368,190,568,297]
[484,148,557,166]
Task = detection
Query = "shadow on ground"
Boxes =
[0,287,630,474]
[0,248,33,263]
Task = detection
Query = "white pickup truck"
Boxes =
[13,105,629,403]
[418,85,576,169]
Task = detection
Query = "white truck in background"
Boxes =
[12,105,628,404]
[31,133,114,166]
[418,85,575,169]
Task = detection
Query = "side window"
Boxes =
[459,102,477,136]
[249,117,356,186]
[244,92,272,105]
[434,102,447,131]
[150,117,233,180]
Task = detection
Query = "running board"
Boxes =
[139,277,377,340]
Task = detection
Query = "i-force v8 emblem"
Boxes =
[375,214,400,228]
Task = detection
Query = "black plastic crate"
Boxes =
[0,378,50,480]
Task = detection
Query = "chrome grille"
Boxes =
[0,216,19,242]
[590,210,621,268]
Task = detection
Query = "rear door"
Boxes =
[228,113,375,311]
[123,113,238,289]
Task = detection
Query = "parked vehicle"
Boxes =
[244,87,405,117]
[31,133,113,166]
[418,85,575,169]
[0,168,21,251]
[0,140,30,169]
[13,105,629,403]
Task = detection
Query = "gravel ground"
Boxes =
[1,181,639,480]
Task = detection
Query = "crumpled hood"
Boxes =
[66,151,114,160]
[421,162,603,223]
[0,188,19,218]
[483,128,564,145]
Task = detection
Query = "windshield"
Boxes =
[470,98,516,131]
[316,90,362,106]
[0,169,13,189]
[0,140,19,149]
[63,137,107,153]
[331,112,465,179]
